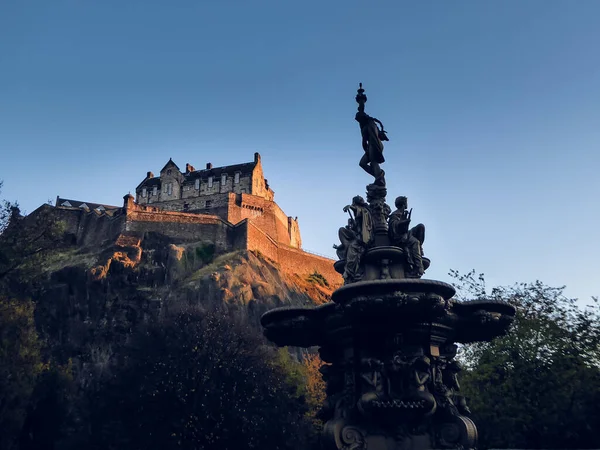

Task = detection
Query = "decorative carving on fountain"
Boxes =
[261,84,516,450]
[366,184,391,245]
[314,334,481,449]
[389,196,426,278]
[334,195,430,282]
[333,196,374,284]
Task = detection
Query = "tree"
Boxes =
[73,306,313,450]
[18,361,74,450]
[450,270,600,449]
[0,180,14,235]
[302,352,326,431]
[0,181,65,282]
[0,297,45,450]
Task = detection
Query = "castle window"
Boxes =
[234,172,240,184]
[153,186,157,196]
[167,169,172,176]
[208,176,213,188]
[142,188,147,198]
[195,179,200,190]
[221,174,227,186]
[205,200,212,208]
[167,183,173,195]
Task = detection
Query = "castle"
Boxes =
[49,153,338,283]
[133,152,301,249]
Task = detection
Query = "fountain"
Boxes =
[261,84,515,450]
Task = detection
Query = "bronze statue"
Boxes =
[388,196,425,277]
[355,84,388,186]
[333,196,373,283]
[333,218,355,261]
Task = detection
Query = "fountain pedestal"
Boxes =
[262,274,514,449]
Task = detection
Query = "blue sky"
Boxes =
[1,0,598,302]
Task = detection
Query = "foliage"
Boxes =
[302,352,326,428]
[275,348,308,398]
[0,297,45,450]
[271,349,326,428]
[0,181,12,235]
[194,243,215,264]
[18,361,74,450]
[271,349,325,445]
[0,181,66,282]
[73,307,313,450]
[450,270,600,449]
[307,271,329,288]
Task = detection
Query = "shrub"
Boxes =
[307,271,329,288]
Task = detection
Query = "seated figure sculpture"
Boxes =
[333,195,373,283]
[388,196,425,277]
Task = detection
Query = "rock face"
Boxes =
[10,231,339,379]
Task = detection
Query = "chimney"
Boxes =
[186,163,195,173]
[254,152,261,163]
[147,171,154,179]
[206,162,213,170]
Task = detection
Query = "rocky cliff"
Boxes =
[7,231,338,371]
[0,225,338,450]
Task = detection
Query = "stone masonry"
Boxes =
[50,154,339,284]
[133,152,300,249]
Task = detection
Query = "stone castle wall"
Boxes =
[245,221,340,283]
[227,193,301,248]
[29,205,127,248]
[180,171,253,199]
[76,210,126,247]
[122,205,338,282]
[136,153,274,205]
[145,192,301,249]
[245,220,279,262]
[42,197,339,284]
[144,193,232,224]
[124,208,234,252]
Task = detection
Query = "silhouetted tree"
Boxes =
[451,270,600,449]
[0,297,45,450]
[0,181,65,282]
[18,362,74,450]
[73,306,313,450]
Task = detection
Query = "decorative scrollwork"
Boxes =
[437,416,478,449]
[341,426,368,450]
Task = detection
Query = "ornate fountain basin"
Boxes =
[261,281,515,348]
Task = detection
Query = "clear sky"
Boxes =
[1,0,598,302]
